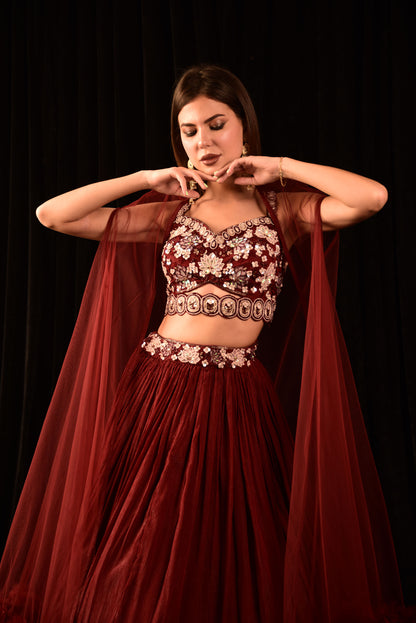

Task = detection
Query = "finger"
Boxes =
[195,171,217,181]
[179,166,215,183]
[213,167,233,183]
[233,177,257,186]
[213,162,238,180]
[216,162,247,183]
[215,161,247,183]
[175,173,191,197]
[183,177,202,199]
[189,172,209,190]
[178,168,215,191]
[213,164,229,178]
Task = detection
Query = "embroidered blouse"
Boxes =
[161,196,286,322]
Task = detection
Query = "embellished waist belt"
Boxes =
[142,332,257,368]
[165,291,276,323]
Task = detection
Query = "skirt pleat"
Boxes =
[73,339,294,623]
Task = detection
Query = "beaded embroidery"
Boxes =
[162,193,286,323]
[142,332,257,368]
[165,292,275,322]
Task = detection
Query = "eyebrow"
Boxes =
[180,114,226,128]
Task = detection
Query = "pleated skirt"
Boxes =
[72,333,294,623]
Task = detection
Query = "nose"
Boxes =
[197,127,211,148]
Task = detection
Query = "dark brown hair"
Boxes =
[171,65,261,166]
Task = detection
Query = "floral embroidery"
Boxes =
[233,267,249,286]
[222,267,250,292]
[256,263,277,293]
[176,344,203,364]
[254,243,266,257]
[168,224,188,239]
[142,332,257,368]
[174,265,189,282]
[255,224,279,245]
[161,194,286,323]
[174,242,192,260]
[198,253,224,278]
[228,237,253,260]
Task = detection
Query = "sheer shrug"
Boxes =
[0,184,410,622]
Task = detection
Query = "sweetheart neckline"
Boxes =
[180,203,273,236]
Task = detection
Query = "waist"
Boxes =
[165,291,276,323]
[142,332,257,368]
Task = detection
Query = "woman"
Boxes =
[0,65,411,622]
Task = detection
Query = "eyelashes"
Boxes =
[182,122,226,138]
[210,122,225,131]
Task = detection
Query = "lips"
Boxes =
[200,154,220,167]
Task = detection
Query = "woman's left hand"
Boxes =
[213,156,281,187]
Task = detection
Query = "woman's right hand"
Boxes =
[144,167,215,198]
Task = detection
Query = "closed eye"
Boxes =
[182,121,226,138]
[210,122,225,131]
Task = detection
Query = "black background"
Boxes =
[1,0,415,604]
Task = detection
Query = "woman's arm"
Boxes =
[214,156,388,231]
[281,157,388,230]
[36,167,213,240]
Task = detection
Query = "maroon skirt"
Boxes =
[72,333,294,623]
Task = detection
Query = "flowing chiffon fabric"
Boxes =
[0,186,413,622]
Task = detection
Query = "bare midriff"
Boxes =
[158,283,263,348]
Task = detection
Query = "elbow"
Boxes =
[370,183,388,213]
[36,203,57,229]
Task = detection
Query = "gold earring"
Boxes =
[187,160,197,190]
[187,160,197,201]
[241,142,254,190]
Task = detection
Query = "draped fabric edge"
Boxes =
[263,190,412,623]
[0,185,414,622]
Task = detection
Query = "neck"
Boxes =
[203,178,255,202]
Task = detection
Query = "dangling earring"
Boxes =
[187,159,198,201]
[187,159,197,189]
[241,142,254,191]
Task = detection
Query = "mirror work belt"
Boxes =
[165,291,276,323]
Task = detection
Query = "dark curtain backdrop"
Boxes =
[1,0,415,605]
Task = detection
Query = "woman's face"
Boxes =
[178,96,244,173]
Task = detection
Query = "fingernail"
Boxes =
[226,168,230,174]
[204,183,208,188]
[185,191,189,196]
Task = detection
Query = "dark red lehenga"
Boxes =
[1,186,415,623]
[72,334,293,622]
